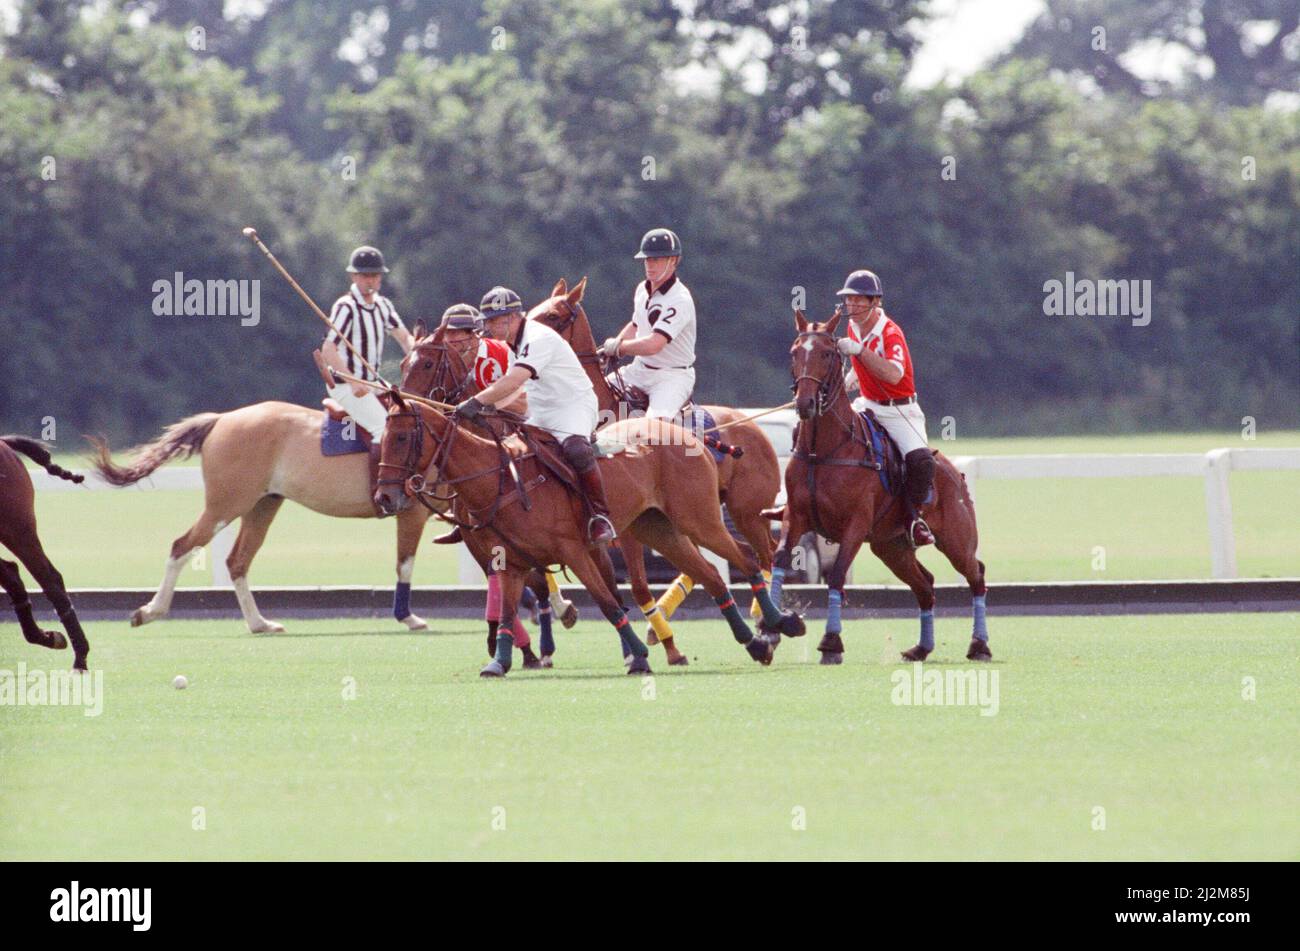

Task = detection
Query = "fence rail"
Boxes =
[29,444,1300,584]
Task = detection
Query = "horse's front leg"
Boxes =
[481,567,527,678]
[816,516,871,666]
[393,508,431,630]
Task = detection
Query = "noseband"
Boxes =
[791,330,846,417]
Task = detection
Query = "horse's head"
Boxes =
[399,322,477,404]
[527,277,593,350]
[373,392,444,516]
[790,308,843,420]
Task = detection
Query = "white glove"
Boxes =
[599,337,621,358]
[836,337,863,356]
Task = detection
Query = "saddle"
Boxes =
[857,408,907,497]
[319,394,394,517]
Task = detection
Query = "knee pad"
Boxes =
[561,434,597,472]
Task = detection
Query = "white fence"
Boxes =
[30,445,1300,585]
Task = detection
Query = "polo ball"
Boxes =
[173,675,188,690]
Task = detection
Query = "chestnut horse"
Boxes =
[527,279,783,641]
[373,394,803,676]
[772,311,990,664]
[0,437,91,670]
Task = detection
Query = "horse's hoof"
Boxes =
[746,636,775,666]
[627,655,652,675]
[559,603,579,628]
[480,660,508,678]
[400,613,429,631]
[966,639,992,662]
[901,644,932,662]
[779,611,806,638]
[667,653,689,666]
[249,620,285,634]
[43,630,68,650]
[540,654,554,669]
[816,632,844,655]
[819,651,844,666]
[130,607,152,627]
[646,626,659,646]
[522,654,543,670]
[73,657,88,672]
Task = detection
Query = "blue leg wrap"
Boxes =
[770,566,786,605]
[393,582,412,621]
[494,631,514,671]
[826,589,843,635]
[539,603,554,655]
[972,595,988,642]
[919,609,935,651]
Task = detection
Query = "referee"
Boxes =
[320,245,414,438]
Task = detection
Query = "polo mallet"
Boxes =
[242,226,388,386]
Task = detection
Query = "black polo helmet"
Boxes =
[634,228,682,260]
[480,286,523,318]
[440,303,483,333]
[346,246,389,274]
[836,269,883,298]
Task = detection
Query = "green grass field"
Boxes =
[1,613,1296,860]
[19,430,1300,589]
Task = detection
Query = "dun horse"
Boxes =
[0,437,91,670]
[89,403,443,634]
[772,311,991,664]
[373,390,804,676]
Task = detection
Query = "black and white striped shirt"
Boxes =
[326,285,405,381]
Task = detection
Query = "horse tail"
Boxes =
[86,412,221,487]
[0,435,85,484]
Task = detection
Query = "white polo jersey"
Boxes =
[631,275,696,370]
[326,285,406,382]
[510,319,597,437]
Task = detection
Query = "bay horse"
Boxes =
[0,437,91,670]
[372,392,803,676]
[772,311,990,664]
[527,279,784,643]
[88,402,442,634]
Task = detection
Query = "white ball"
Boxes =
[172,675,189,690]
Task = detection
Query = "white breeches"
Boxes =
[863,400,929,455]
[529,390,598,441]
[327,382,389,440]
[612,363,695,420]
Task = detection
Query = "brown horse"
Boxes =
[0,437,91,670]
[372,392,803,676]
[88,403,443,634]
[527,279,784,640]
[772,311,990,664]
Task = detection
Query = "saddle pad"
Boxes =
[681,405,726,464]
[858,410,902,496]
[321,414,369,457]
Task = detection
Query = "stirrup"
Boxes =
[587,514,617,545]
[908,517,934,549]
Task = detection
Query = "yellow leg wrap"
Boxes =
[546,572,561,598]
[641,601,675,647]
[656,575,695,620]
[749,568,773,619]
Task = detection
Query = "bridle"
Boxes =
[404,336,476,405]
[791,330,847,420]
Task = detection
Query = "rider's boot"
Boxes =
[904,448,936,548]
[562,435,616,546]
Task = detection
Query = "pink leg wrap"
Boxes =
[485,573,502,622]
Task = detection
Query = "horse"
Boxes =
[525,279,784,644]
[0,437,91,670]
[88,401,443,635]
[772,310,990,664]
[372,389,804,676]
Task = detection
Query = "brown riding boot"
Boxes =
[576,464,617,546]
[432,526,463,545]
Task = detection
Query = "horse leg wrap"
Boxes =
[656,575,694,619]
[972,595,989,642]
[748,574,783,628]
[613,613,648,659]
[493,630,515,672]
[393,582,412,621]
[640,600,674,646]
[826,589,843,636]
[919,609,935,652]
[538,603,554,656]
[750,569,772,619]
[511,617,531,650]
[715,593,753,644]
[769,565,786,605]
[485,573,502,622]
